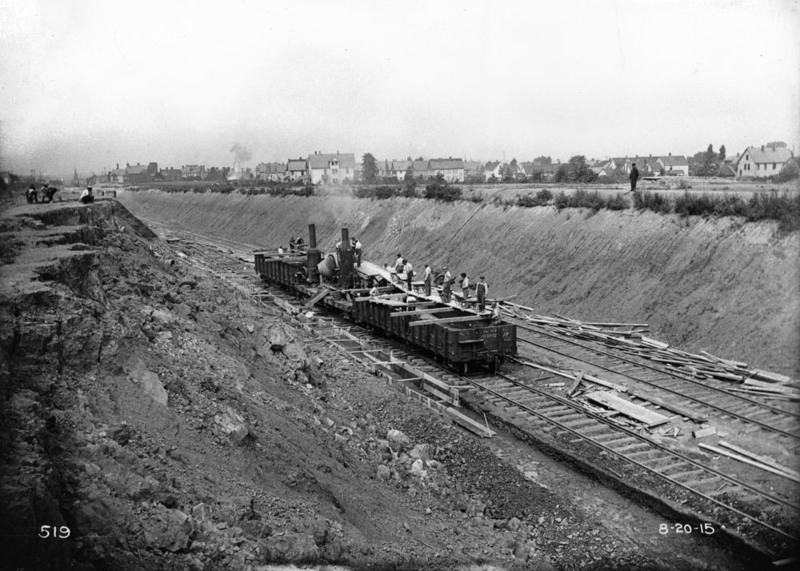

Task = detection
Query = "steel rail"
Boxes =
[460,372,797,540]
[508,316,799,419]
[510,326,800,441]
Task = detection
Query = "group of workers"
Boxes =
[26,184,59,204]
[390,253,492,312]
[334,237,362,266]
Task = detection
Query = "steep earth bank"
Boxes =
[120,190,799,377]
[3,199,679,570]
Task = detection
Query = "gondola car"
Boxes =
[255,225,517,374]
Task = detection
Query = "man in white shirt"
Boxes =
[423,265,432,296]
[403,259,413,291]
[441,267,452,302]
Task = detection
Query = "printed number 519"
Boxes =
[39,525,71,539]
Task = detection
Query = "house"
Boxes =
[307,152,356,184]
[483,161,503,181]
[463,160,483,178]
[657,154,689,176]
[736,144,794,179]
[521,160,557,180]
[256,162,287,182]
[392,160,413,181]
[159,167,183,181]
[428,158,465,182]
[286,158,308,182]
[181,165,206,180]
[717,163,736,178]
[410,159,430,180]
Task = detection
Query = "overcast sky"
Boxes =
[1,0,798,178]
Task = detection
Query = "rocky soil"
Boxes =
[0,194,778,570]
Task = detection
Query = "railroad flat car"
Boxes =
[255,225,517,373]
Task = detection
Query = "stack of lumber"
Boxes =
[501,303,798,397]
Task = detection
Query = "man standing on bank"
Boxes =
[629,162,639,192]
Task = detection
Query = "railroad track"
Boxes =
[457,369,799,544]
[506,319,800,442]
[157,231,799,552]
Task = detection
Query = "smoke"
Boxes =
[229,143,252,165]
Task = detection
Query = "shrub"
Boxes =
[633,191,672,214]
[569,189,604,211]
[353,186,375,199]
[424,177,462,202]
[536,188,553,202]
[605,193,630,210]
[554,191,570,210]
[674,192,717,217]
[516,193,540,208]
[774,159,800,183]
[678,178,692,190]
[375,185,397,199]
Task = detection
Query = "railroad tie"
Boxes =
[614,442,651,454]
[681,476,722,489]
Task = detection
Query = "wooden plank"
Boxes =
[641,336,669,349]
[521,362,628,392]
[390,307,458,318]
[698,444,800,483]
[566,372,584,397]
[445,407,495,437]
[751,369,793,384]
[585,391,669,427]
[304,288,331,308]
[407,315,490,327]
[718,441,800,478]
[339,285,397,294]
[627,390,707,423]
[692,426,717,438]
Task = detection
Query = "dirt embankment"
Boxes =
[120,191,800,377]
[4,199,663,570]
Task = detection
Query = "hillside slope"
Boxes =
[120,190,799,377]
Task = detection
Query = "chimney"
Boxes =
[668,152,671,157]
[116,163,119,170]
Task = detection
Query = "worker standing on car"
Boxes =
[460,273,470,306]
[441,267,452,302]
[476,276,488,311]
[353,237,362,267]
[423,264,432,296]
[403,259,414,291]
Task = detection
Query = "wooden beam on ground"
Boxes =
[692,426,717,438]
[750,369,793,384]
[445,407,495,437]
[628,390,707,423]
[407,315,490,327]
[566,372,584,397]
[521,362,628,392]
[586,391,670,427]
[698,443,800,483]
[717,441,800,478]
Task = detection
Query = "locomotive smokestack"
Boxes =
[306,224,321,283]
[338,228,354,288]
[308,224,317,249]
